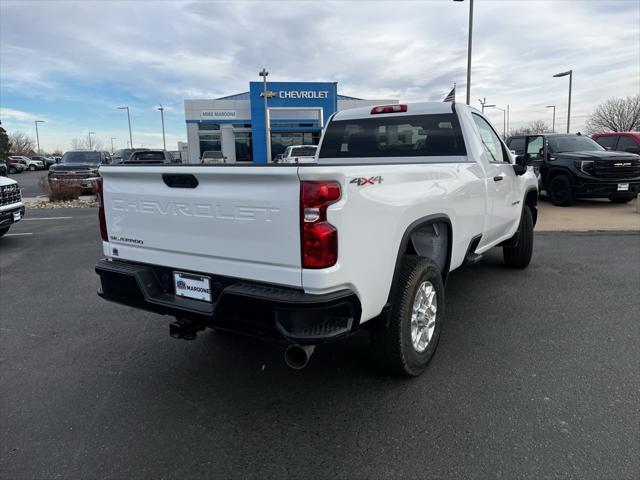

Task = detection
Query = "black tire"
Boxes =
[9,167,16,174]
[28,165,36,171]
[0,227,9,238]
[503,206,534,269]
[609,195,635,204]
[370,256,445,377]
[548,175,574,206]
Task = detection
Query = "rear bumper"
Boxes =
[95,259,361,344]
[0,205,25,227]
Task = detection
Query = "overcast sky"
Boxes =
[1,0,639,152]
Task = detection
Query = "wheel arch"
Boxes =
[545,166,573,188]
[387,214,453,305]
[524,187,538,226]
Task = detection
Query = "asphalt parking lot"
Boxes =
[1,209,639,479]
[6,169,48,197]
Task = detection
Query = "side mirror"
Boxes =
[513,155,527,175]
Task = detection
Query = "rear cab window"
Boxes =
[290,147,317,157]
[594,135,618,150]
[318,113,466,161]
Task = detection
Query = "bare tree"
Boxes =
[8,131,36,156]
[584,95,640,135]
[510,120,552,136]
[70,137,104,151]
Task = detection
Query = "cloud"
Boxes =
[0,107,46,122]
[0,0,638,149]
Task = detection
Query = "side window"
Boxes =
[472,114,507,163]
[508,138,525,154]
[594,135,618,150]
[616,136,639,153]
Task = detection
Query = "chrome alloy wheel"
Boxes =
[411,281,437,353]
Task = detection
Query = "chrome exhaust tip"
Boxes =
[284,344,316,370]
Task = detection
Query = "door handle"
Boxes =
[493,176,503,182]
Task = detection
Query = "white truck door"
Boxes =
[471,113,520,244]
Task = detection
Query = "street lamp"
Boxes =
[480,100,495,113]
[553,70,572,133]
[158,104,166,150]
[454,0,473,105]
[117,106,133,149]
[546,105,556,133]
[491,106,506,139]
[34,120,45,154]
[88,131,96,150]
[259,68,271,162]
[110,137,117,153]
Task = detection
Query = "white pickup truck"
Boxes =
[279,145,318,164]
[95,102,540,376]
[0,175,25,237]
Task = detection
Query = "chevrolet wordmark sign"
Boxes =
[277,90,329,99]
[201,110,237,119]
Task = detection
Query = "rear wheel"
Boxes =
[370,256,445,377]
[0,227,10,238]
[609,194,635,204]
[28,165,36,171]
[548,175,574,206]
[503,206,534,269]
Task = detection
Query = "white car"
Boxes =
[279,145,318,163]
[95,102,539,376]
[8,156,44,171]
[0,175,25,238]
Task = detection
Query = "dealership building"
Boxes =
[184,81,397,164]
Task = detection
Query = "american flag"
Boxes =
[443,87,455,103]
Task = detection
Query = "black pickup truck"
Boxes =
[507,133,640,206]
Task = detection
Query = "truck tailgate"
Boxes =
[100,166,302,287]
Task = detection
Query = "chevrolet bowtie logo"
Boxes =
[260,91,277,98]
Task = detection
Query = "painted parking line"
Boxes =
[23,217,73,221]
[5,232,34,236]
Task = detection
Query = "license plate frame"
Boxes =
[173,271,212,302]
[617,183,629,191]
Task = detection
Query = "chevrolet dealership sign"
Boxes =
[277,90,329,99]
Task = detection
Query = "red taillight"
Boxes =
[371,104,407,114]
[96,177,108,241]
[300,181,341,269]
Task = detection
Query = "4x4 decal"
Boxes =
[350,176,383,186]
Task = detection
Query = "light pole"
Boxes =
[34,120,45,154]
[117,106,133,149]
[259,68,271,162]
[88,131,96,150]
[481,100,495,114]
[553,70,572,133]
[110,137,116,153]
[506,104,510,136]
[158,104,166,150]
[491,106,506,139]
[454,0,473,105]
[546,105,556,133]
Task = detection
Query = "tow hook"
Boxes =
[284,344,316,369]
[169,318,205,340]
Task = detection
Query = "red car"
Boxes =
[592,132,640,155]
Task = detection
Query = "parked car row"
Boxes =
[506,132,640,206]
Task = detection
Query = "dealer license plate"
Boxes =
[174,272,212,302]
[13,212,21,222]
[617,183,629,191]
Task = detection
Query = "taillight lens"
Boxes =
[96,177,108,241]
[301,181,341,269]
